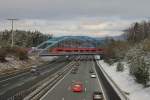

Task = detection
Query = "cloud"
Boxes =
[0,18,137,37]
[0,0,149,19]
[0,0,148,37]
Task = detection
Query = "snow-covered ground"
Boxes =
[0,56,46,75]
[40,56,58,61]
[97,58,150,100]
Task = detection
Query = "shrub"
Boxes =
[136,59,149,87]
[0,48,7,62]
[143,39,150,52]
[15,48,28,60]
[116,62,124,72]
[130,58,150,87]
[103,38,129,64]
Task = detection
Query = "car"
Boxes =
[93,91,103,100]
[91,74,96,78]
[30,65,40,75]
[31,65,37,68]
[30,68,37,72]
[71,81,83,92]
[73,67,78,70]
[89,69,94,73]
[66,56,69,58]
[75,62,79,66]
[71,70,77,74]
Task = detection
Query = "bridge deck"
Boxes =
[39,52,104,56]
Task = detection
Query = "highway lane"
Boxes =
[0,57,66,91]
[0,57,72,99]
[41,60,101,100]
[0,56,64,82]
[95,61,121,100]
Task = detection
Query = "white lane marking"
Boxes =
[40,65,73,100]
[62,97,65,100]
[92,61,107,100]
[68,86,71,91]
[85,80,88,83]
[85,88,87,92]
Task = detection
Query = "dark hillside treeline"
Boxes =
[103,20,150,62]
[0,30,52,47]
[102,20,150,87]
[124,21,150,43]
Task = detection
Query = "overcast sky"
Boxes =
[0,0,149,37]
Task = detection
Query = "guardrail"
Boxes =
[95,56,129,100]
[39,52,104,56]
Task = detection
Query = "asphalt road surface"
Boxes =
[0,57,71,99]
[41,60,101,100]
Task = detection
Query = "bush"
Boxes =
[116,62,124,72]
[0,48,7,62]
[130,58,150,87]
[107,58,118,65]
[143,39,150,52]
[103,38,129,64]
[15,48,28,60]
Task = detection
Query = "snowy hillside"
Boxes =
[97,59,150,100]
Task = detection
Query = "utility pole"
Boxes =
[7,18,18,48]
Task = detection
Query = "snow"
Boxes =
[0,56,45,74]
[97,58,150,100]
[40,56,58,61]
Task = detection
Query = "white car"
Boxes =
[30,65,40,75]
[91,74,96,78]
[93,91,103,100]
[31,65,37,68]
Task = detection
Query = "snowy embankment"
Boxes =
[40,56,58,61]
[96,56,150,100]
[0,56,53,75]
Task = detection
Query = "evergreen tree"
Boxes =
[116,62,124,72]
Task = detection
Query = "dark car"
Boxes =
[71,70,77,74]
[30,66,40,75]
[89,69,94,73]
[74,67,78,70]
[71,67,78,74]
[93,91,103,100]
[75,62,79,66]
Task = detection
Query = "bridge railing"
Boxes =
[51,48,104,53]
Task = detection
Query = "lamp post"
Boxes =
[7,18,18,48]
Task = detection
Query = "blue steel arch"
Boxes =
[36,36,99,49]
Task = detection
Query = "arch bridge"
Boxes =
[33,36,104,56]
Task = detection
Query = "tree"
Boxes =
[0,30,52,47]
[116,62,124,72]
[0,48,7,62]
[133,58,149,87]
[129,57,150,87]
[15,48,28,60]
[124,21,150,43]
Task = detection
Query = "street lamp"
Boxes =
[7,18,18,48]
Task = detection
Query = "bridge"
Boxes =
[32,36,104,56]
[40,47,104,56]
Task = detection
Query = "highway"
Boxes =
[41,60,101,100]
[0,57,72,99]
[0,55,124,100]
